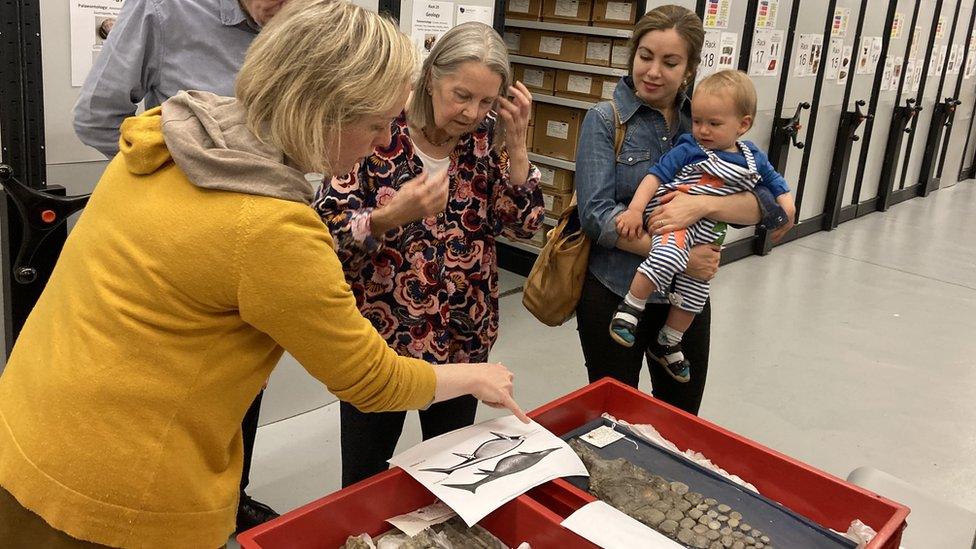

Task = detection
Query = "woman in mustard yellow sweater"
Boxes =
[0,2,527,548]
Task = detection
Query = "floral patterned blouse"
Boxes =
[312,112,545,364]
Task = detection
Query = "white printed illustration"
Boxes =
[421,432,526,475]
[390,416,587,526]
[443,448,560,492]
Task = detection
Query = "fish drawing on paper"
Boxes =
[421,432,526,475]
[442,448,559,493]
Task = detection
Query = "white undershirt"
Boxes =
[414,145,451,174]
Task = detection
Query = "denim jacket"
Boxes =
[575,77,783,298]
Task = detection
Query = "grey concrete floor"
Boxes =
[238,182,976,545]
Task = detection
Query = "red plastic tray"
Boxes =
[237,466,598,548]
[526,378,910,549]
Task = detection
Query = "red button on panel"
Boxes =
[40,210,57,223]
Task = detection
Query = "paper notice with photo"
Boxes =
[386,501,457,537]
[455,4,493,26]
[562,501,683,548]
[389,416,588,526]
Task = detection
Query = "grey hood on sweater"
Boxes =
[160,90,313,204]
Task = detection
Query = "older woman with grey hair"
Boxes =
[313,22,545,487]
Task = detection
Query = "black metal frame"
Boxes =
[917,0,964,195]
[875,0,925,211]
[936,5,976,182]
[835,0,899,225]
[822,0,887,230]
[0,0,63,358]
[962,79,976,180]
[892,0,945,199]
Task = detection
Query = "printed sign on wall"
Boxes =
[831,8,850,38]
[703,0,732,29]
[891,12,905,39]
[795,34,824,77]
[698,31,738,82]
[755,0,779,30]
[749,29,784,77]
[70,0,125,87]
[411,1,455,59]
[825,37,844,81]
[837,45,853,85]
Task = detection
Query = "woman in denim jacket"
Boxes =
[575,5,788,414]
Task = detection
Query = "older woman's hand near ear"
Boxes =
[497,82,533,186]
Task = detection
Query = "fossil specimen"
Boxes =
[422,432,526,475]
[443,448,559,493]
[340,516,507,549]
[569,439,774,548]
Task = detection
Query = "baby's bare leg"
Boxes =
[628,271,656,302]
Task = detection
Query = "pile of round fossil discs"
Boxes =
[570,439,774,549]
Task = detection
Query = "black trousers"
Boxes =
[340,395,479,487]
[576,272,710,415]
[240,390,264,492]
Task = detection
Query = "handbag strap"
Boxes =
[568,100,627,209]
[609,99,626,156]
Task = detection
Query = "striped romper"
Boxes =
[638,140,761,314]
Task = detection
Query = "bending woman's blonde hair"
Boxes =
[236,0,416,173]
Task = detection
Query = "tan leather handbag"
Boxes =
[522,100,625,326]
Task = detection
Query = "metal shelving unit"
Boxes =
[532,93,597,110]
[505,19,633,38]
[510,55,628,77]
[528,152,575,171]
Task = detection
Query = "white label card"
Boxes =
[580,425,626,448]
[611,43,629,66]
[602,80,616,99]
[605,1,632,21]
[554,0,579,17]
[508,0,530,13]
[546,120,569,139]
[540,36,563,55]
[567,74,593,94]
[504,32,520,52]
[523,68,546,88]
[587,41,611,62]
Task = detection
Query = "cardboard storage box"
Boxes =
[538,164,574,193]
[610,37,630,68]
[585,37,613,66]
[591,0,637,27]
[554,70,604,101]
[525,31,587,63]
[542,0,592,23]
[516,28,541,56]
[598,74,618,100]
[532,103,582,161]
[504,0,542,20]
[503,29,521,53]
[514,63,556,95]
[543,190,573,215]
[526,378,911,549]
[238,467,597,548]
